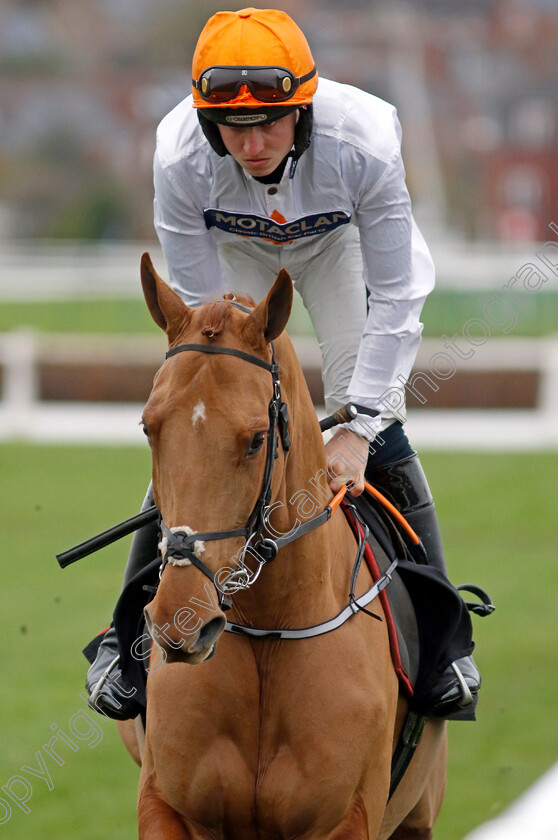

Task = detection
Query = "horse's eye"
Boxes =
[246,432,266,456]
[141,421,150,440]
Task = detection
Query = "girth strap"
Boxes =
[389,712,427,799]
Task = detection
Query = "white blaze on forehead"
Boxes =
[192,400,206,427]
[158,525,205,567]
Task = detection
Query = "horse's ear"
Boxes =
[243,268,293,346]
[140,252,192,340]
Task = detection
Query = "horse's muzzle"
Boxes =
[143,605,226,665]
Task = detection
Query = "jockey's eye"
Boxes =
[246,432,266,457]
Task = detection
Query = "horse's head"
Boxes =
[140,253,293,664]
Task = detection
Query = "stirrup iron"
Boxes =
[89,654,121,709]
[451,660,474,708]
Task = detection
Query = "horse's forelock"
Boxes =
[200,295,256,339]
[200,300,233,339]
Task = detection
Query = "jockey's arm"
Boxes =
[318,113,435,495]
[154,149,225,306]
[347,127,434,425]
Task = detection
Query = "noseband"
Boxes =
[158,305,291,607]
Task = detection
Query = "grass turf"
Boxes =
[0,444,556,838]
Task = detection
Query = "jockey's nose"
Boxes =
[243,127,265,156]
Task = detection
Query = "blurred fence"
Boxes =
[1,237,557,297]
[0,241,163,301]
[1,329,557,448]
[1,238,557,447]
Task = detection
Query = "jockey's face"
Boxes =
[218,111,297,177]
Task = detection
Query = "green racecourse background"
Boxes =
[1,441,557,838]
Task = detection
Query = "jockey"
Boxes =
[86,7,481,721]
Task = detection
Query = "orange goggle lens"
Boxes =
[193,65,316,104]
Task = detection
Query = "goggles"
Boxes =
[193,65,317,104]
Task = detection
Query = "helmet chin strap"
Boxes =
[291,104,313,159]
[286,104,312,177]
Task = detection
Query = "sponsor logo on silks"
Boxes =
[204,208,351,244]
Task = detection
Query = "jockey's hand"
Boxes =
[324,428,370,497]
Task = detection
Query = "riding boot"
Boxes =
[365,453,481,719]
[85,484,159,720]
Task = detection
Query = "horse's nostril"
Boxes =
[195,616,226,652]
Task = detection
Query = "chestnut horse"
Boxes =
[121,252,446,839]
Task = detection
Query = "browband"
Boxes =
[166,343,275,373]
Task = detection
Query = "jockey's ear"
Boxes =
[140,252,192,343]
[243,268,293,347]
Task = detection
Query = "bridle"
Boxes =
[158,302,292,608]
[155,302,397,629]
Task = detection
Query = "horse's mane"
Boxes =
[200,293,256,340]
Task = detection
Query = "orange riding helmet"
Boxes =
[192,8,318,114]
[192,8,318,162]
